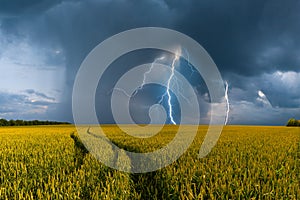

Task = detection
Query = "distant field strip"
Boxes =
[0,125,299,199]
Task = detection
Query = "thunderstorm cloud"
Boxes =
[0,0,299,124]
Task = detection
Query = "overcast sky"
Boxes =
[0,0,299,125]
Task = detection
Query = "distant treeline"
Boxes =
[0,118,71,126]
[286,118,300,127]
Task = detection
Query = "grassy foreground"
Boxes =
[0,125,299,199]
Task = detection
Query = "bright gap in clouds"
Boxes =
[257,90,272,108]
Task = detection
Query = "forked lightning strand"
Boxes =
[114,49,182,125]
[224,81,230,125]
[132,56,165,96]
[112,57,165,98]
[164,49,181,125]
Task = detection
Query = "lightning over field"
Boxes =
[157,49,182,125]
[1,0,300,199]
[112,48,232,126]
[131,56,165,97]
[224,81,230,125]
[113,48,183,125]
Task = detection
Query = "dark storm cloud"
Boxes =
[0,92,26,105]
[25,89,55,101]
[223,71,300,109]
[25,100,55,106]
[169,0,300,76]
[0,0,299,124]
[0,92,27,116]
[19,0,176,121]
[2,0,299,75]
[0,0,63,17]
[0,91,56,120]
[0,91,55,106]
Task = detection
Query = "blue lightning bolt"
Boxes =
[182,47,198,78]
[224,81,230,125]
[158,49,181,125]
[113,49,183,125]
[131,56,165,97]
[110,56,165,98]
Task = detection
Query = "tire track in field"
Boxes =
[74,127,167,199]
[86,127,132,172]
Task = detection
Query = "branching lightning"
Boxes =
[111,87,132,98]
[224,81,230,125]
[111,49,230,126]
[131,56,165,97]
[161,49,181,124]
[113,49,183,125]
[182,47,197,78]
[110,57,165,98]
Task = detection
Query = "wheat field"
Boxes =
[0,125,299,199]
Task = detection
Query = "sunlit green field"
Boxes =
[0,125,299,199]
